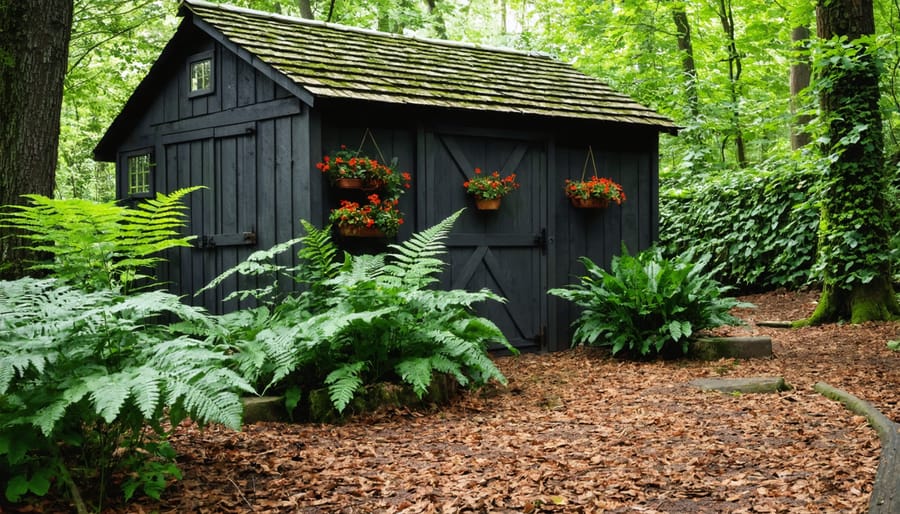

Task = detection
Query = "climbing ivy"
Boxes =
[802,27,900,323]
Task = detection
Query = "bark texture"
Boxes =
[673,6,698,118]
[0,0,73,279]
[790,25,812,150]
[809,0,899,324]
[716,0,747,167]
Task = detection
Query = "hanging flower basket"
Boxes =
[337,225,385,238]
[316,131,412,199]
[565,146,626,209]
[464,168,519,210]
[475,198,502,210]
[329,195,403,238]
[333,177,366,189]
[569,196,609,209]
[564,176,625,208]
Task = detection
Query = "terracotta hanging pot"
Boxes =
[475,197,502,210]
[569,196,609,209]
[333,178,365,189]
[362,179,385,191]
[338,225,384,237]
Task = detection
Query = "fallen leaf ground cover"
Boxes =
[10,290,900,513]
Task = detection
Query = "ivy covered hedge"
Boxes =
[660,161,899,292]
[659,165,820,292]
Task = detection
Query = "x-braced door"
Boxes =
[423,131,547,352]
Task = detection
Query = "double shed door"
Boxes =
[159,123,258,314]
[424,131,548,353]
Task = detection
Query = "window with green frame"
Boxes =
[127,152,152,196]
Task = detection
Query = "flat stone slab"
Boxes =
[242,396,287,424]
[690,336,772,360]
[690,376,789,394]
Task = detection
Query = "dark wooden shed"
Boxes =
[94,0,676,353]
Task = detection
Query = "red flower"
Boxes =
[463,168,519,200]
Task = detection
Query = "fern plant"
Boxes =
[549,245,750,358]
[0,277,253,512]
[1,187,200,292]
[223,210,516,415]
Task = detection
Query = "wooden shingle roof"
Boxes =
[181,0,677,132]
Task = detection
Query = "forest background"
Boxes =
[59,0,899,293]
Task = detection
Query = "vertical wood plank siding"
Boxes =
[105,27,666,349]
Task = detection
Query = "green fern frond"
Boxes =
[383,209,462,287]
[135,329,254,428]
[0,364,13,395]
[324,361,367,413]
[32,400,69,437]
[3,189,199,292]
[128,367,164,419]
[401,288,504,312]
[89,375,131,424]
[326,254,385,289]
[196,236,303,299]
[394,357,433,398]
[426,354,468,387]
[296,220,346,286]
[26,374,93,436]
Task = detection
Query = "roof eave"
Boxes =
[93,19,194,161]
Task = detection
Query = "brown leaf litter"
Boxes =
[11,290,900,513]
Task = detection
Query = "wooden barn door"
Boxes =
[160,123,257,314]
[424,131,547,352]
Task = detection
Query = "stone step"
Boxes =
[690,336,772,360]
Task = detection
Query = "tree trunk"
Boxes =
[0,0,73,279]
[424,0,448,39]
[716,0,747,167]
[672,6,699,117]
[298,0,313,19]
[790,25,812,150]
[805,0,900,324]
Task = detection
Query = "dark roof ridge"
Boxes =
[181,0,554,60]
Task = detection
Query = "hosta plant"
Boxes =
[549,245,750,358]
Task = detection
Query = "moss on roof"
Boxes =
[181,0,677,131]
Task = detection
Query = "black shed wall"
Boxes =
[107,37,662,350]
[113,35,312,313]
[308,104,660,352]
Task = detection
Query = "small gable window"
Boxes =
[188,51,214,97]
[126,151,153,197]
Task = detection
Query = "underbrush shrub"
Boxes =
[659,163,819,292]
[549,246,749,359]
[1,188,200,292]
[0,280,252,512]
[210,210,517,418]
[0,189,251,511]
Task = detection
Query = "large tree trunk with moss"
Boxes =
[0,0,73,279]
[806,0,900,324]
